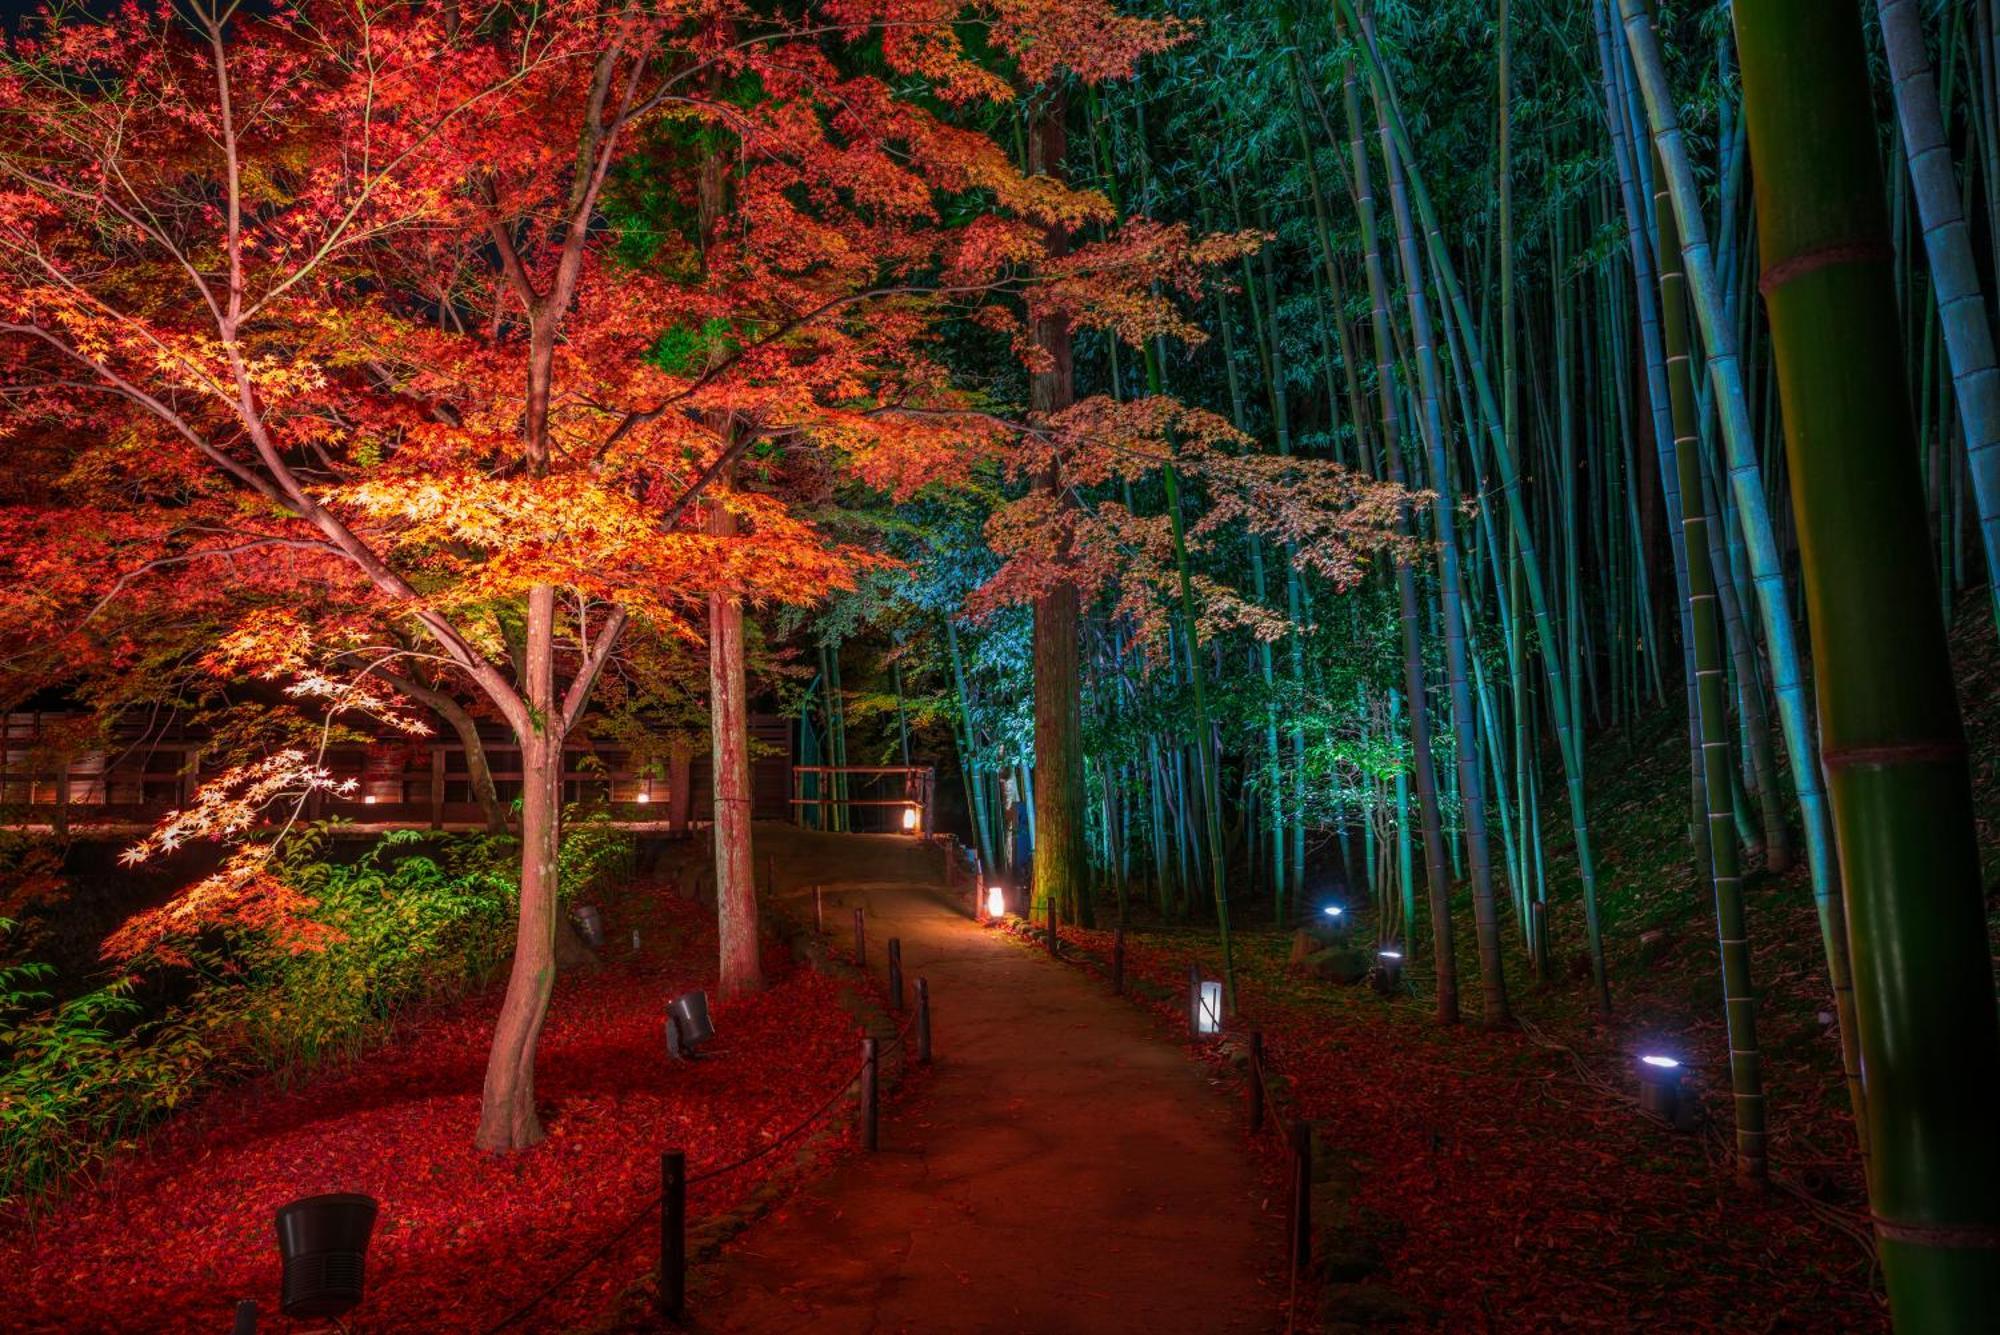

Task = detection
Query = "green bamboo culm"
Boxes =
[1735,1,2000,1324]
[1652,144,1766,1182]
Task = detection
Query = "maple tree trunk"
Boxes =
[1028,96,1091,930]
[710,479,762,1000]
[476,585,563,1152]
[439,697,507,835]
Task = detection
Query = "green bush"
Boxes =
[0,823,578,1209]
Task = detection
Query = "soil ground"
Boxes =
[689,878,1286,1334]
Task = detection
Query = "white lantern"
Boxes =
[985,882,1005,918]
[901,804,921,832]
[1196,980,1224,1035]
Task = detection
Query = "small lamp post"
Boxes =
[1373,948,1404,994]
[1637,1054,1684,1123]
[1188,965,1224,1039]
[901,803,922,834]
[1321,904,1350,941]
[984,881,1006,920]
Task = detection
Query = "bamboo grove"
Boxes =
[835,1,2000,1325]
[4,0,1999,1328]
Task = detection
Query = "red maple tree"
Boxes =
[0,0,1245,1150]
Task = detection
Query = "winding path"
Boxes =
[691,881,1282,1334]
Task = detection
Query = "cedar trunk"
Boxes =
[710,480,762,999]
[1029,98,1091,928]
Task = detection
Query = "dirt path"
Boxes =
[691,881,1283,1334]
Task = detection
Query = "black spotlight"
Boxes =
[666,990,716,1060]
[275,1192,378,1320]
[570,904,605,950]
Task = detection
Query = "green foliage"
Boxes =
[646,317,739,377]
[558,805,635,905]
[0,828,533,1209]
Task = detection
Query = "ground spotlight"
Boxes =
[570,904,604,951]
[667,990,716,1060]
[1637,1054,1686,1125]
[275,1192,378,1321]
[1373,948,1404,994]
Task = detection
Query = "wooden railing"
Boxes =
[1,737,798,834]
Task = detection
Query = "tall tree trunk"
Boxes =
[666,736,694,833]
[1029,97,1090,928]
[1654,148,1767,1182]
[476,584,562,1152]
[1620,0,1867,1160]
[709,465,762,999]
[1374,68,1509,1026]
[1339,0,1610,1010]
[382,670,507,835]
[1737,1,2000,1320]
[1878,0,2000,614]
[1342,42,1458,1022]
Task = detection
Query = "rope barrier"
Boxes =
[482,1011,917,1334]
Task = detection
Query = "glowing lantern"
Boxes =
[985,883,1006,919]
[362,794,377,806]
[1195,979,1224,1036]
[902,804,921,832]
[635,789,651,805]
[1373,948,1404,995]
[1637,1054,1685,1124]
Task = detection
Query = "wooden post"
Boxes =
[887,937,904,1011]
[1187,962,1203,1037]
[860,1037,879,1151]
[853,906,866,969]
[429,746,446,831]
[1248,1031,1265,1133]
[916,978,932,1064]
[1289,1120,1312,1275]
[660,1150,686,1322]
[231,1300,257,1335]
[1112,925,1125,996]
[814,884,824,935]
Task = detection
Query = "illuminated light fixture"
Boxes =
[635,790,651,805]
[1194,979,1224,1036]
[985,882,1006,919]
[666,990,716,1061]
[1637,1054,1686,1125]
[276,1193,378,1320]
[1373,948,1404,995]
[902,804,921,832]
[1321,905,1344,919]
[363,794,377,806]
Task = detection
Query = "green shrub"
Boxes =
[0,814,636,1208]
[0,826,540,1209]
